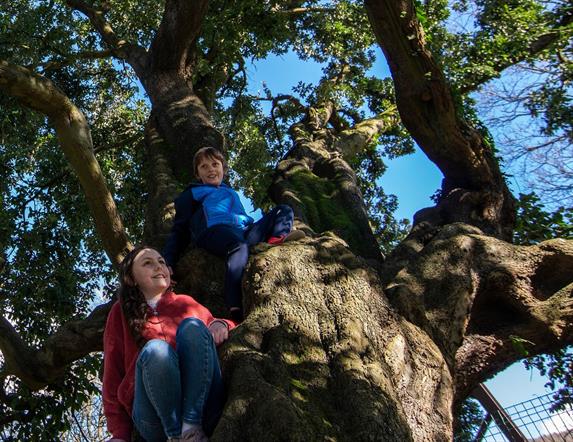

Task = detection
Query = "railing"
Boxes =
[473,386,573,441]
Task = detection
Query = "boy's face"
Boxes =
[196,155,224,186]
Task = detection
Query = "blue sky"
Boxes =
[242,48,554,410]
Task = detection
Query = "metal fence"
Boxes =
[475,392,573,441]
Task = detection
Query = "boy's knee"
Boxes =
[227,242,249,260]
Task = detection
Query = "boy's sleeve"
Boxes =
[232,188,254,225]
[163,190,194,268]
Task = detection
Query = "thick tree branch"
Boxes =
[269,102,384,260]
[0,60,132,267]
[454,238,573,399]
[382,222,573,401]
[364,0,515,238]
[65,0,122,49]
[68,0,222,190]
[333,106,400,159]
[65,0,147,72]
[149,0,210,72]
[32,49,113,72]
[364,0,496,190]
[0,301,113,389]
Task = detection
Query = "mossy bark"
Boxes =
[269,107,392,261]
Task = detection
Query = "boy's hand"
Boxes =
[209,320,229,345]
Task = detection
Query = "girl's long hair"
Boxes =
[118,245,156,349]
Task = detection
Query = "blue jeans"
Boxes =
[197,204,294,310]
[132,318,224,441]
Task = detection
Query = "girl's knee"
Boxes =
[138,339,172,365]
[177,317,210,342]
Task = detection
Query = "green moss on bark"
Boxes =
[288,169,366,254]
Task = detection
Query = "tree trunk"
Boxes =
[211,237,453,441]
[178,225,572,441]
[5,2,573,440]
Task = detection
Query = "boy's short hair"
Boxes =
[193,146,228,179]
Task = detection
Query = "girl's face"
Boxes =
[196,156,224,186]
[131,248,171,300]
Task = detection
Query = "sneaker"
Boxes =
[267,234,286,245]
[284,229,306,242]
[168,427,208,442]
[181,427,208,442]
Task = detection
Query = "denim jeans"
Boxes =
[197,204,294,309]
[132,318,225,442]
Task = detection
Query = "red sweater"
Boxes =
[102,290,235,441]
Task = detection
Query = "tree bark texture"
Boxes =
[4,1,573,440]
[176,227,573,441]
[210,237,453,441]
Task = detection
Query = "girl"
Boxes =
[103,245,235,442]
[163,146,304,322]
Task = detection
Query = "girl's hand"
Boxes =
[209,320,229,345]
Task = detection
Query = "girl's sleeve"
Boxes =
[190,296,236,331]
[102,305,133,441]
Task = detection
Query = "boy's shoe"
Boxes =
[168,427,208,442]
[284,229,306,242]
[267,230,306,245]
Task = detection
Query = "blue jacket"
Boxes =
[163,183,254,267]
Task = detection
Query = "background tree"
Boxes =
[0,0,572,440]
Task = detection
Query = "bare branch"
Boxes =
[459,11,573,94]
[250,94,307,112]
[32,49,113,72]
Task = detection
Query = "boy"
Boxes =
[163,147,304,321]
